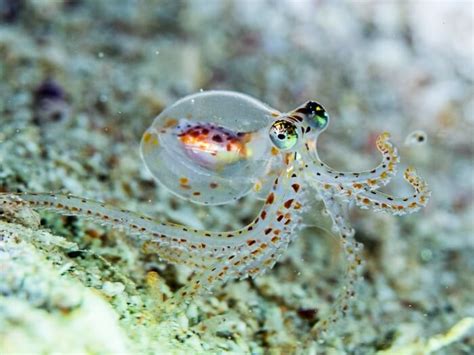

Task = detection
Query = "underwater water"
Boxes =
[0,0,473,353]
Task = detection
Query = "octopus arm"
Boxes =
[338,167,431,216]
[0,164,304,308]
[236,175,308,280]
[307,184,364,340]
[304,132,400,190]
[150,165,308,308]
[0,191,281,251]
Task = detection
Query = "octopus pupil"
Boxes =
[278,134,285,140]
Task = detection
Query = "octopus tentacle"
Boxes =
[303,132,399,190]
[0,188,294,254]
[148,162,309,309]
[0,159,308,310]
[307,184,364,341]
[336,167,431,216]
[238,173,308,280]
[164,263,235,311]
[156,168,304,308]
[0,193,239,252]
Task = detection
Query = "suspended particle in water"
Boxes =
[404,130,427,146]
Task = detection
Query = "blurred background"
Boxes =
[0,0,473,353]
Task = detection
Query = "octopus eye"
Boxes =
[306,101,329,130]
[269,120,298,150]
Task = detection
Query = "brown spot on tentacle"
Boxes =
[266,192,275,204]
[284,199,294,209]
[291,184,300,192]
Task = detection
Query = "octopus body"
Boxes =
[0,91,430,339]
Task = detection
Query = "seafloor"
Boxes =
[0,1,473,354]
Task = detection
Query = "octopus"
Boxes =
[0,91,430,339]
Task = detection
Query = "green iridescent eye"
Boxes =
[269,120,298,150]
[306,101,329,130]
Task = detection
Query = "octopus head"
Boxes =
[269,100,330,153]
